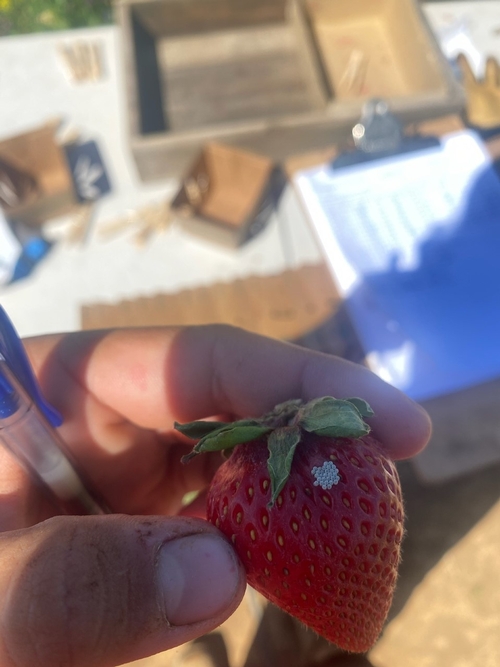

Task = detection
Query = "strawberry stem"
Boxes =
[176,396,373,504]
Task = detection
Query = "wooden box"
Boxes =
[116,0,463,181]
[171,142,283,247]
[0,124,76,226]
[305,0,459,116]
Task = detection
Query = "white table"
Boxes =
[0,2,499,338]
[0,21,324,337]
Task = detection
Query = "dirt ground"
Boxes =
[371,461,500,667]
[121,458,500,667]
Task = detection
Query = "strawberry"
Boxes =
[176,397,404,653]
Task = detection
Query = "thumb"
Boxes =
[0,515,245,667]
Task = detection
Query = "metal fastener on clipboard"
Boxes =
[333,99,440,169]
[352,98,403,154]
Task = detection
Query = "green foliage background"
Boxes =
[0,0,113,37]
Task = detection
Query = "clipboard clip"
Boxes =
[333,98,441,169]
[352,99,402,154]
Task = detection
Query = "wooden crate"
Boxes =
[306,0,458,113]
[116,0,463,181]
[171,142,284,248]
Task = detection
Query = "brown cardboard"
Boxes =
[0,124,76,226]
[116,0,464,181]
[171,142,280,247]
[81,263,342,340]
[416,378,500,484]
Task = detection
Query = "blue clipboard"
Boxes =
[295,100,500,402]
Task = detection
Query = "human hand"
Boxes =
[0,325,431,667]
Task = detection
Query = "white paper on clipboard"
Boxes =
[293,130,500,401]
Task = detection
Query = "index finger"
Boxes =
[28,325,431,461]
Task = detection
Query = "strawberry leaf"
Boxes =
[345,397,374,419]
[261,398,304,428]
[181,420,271,463]
[174,420,231,439]
[203,421,270,449]
[298,397,370,438]
[267,425,302,507]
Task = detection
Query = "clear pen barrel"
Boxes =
[0,358,108,515]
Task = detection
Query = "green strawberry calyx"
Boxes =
[175,396,373,507]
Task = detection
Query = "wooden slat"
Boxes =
[81,263,340,341]
[131,0,287,39]
[159,26,320,132]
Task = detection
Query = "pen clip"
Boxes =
[0,306,62,427]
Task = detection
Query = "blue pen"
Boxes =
[0,306,109,515]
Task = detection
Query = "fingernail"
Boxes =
[157,533,241,626]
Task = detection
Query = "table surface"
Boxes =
[1,1,500,338]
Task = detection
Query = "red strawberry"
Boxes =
[176,397,404,653]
